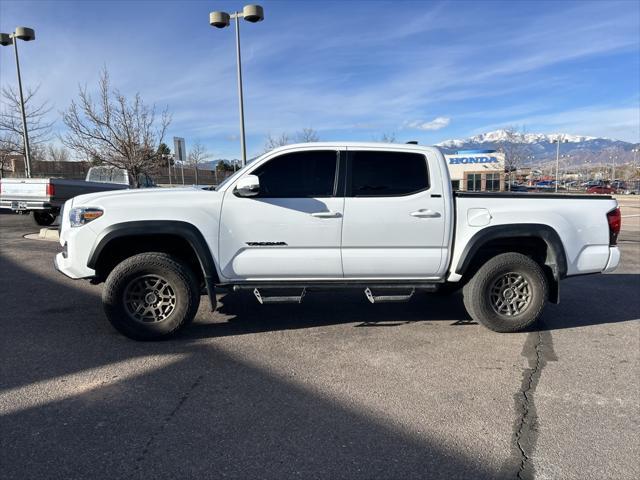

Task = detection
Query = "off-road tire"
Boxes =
[462,252,547,333]
[33,210,57,226]
[102,252,200,340]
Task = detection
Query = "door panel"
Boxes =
[219,196,344,279]
[218,149,344,280]
[341,150,446,278]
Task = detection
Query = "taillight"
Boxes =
[46,183,55,196]
[607,207,621,246]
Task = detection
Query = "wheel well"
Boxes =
[93,234,209,285]
[462,236,559,303]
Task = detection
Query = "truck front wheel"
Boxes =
[102,252,200,340]
[33,210,58,226]
[462,252,548,333]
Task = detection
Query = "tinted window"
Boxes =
[252,150,337,198]
[350,151,428,197]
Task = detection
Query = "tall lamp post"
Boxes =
[632,147,639,181]
[0,27,36,178]
[209,5,264,167]
[609,155,618,183]
[551,135,568,192]
[560,154,571,189]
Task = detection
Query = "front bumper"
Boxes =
[54,208,99,280]
[55,251,95,279]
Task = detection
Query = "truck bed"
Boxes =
[450,191,618,281]
[0,178,127,210]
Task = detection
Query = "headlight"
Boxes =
[69,207,103,227]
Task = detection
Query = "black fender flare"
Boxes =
[455,224,567,302]
[87,220,218,310]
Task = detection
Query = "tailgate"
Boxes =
[0,179,50,199]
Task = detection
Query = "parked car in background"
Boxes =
[0,167,154,226]
[611,180,627,191]
[508,184,529,192]
[587,184,617,195]
[55,142,621,340]
[534,180,555,189]
[582,180,604,188]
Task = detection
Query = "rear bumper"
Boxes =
[603,246,620,273]
[0,199,53,210]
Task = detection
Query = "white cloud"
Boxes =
[408,117,451,131]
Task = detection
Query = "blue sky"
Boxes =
[1,0,639,159]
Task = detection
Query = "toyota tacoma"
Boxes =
[55,143,621,340]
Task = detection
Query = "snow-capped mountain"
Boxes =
[436,129,602,148]
[436,129,636,166]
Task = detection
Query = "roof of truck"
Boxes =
[266,142,441,154]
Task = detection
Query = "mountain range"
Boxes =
[194,129,638,170]
[436,129,637,167]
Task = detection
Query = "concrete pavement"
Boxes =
[0,204,638,480]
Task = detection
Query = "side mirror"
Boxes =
[235,175,260,197]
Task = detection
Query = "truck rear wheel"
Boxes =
[33,210,58,226]
[462,252,547,333]
[102,252,200,340]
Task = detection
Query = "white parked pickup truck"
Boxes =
[0,167,153,226]
[54,143,621,340]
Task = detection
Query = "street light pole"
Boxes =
[609,155,619,183]
[234,14,247,166]
[554,138,560,192]
[551,135,568,192]
[210,5,264,168]
[0,27,36,178]
[13,37,32,178]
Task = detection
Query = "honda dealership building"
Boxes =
[443,149,505,192]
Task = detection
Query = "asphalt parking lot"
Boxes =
[1,198,638,480]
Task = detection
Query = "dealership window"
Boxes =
[486,173,500,192]
[349,151,429,196]
[451,180,460,191]
[466,173,482,192]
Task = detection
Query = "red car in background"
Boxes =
[587,185,617,194]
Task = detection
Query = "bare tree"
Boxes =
[61,69,171,187]
[379,132,397,143]
[263,128,319,152]
[46,144,71,163]
[296,127,319,143]
[498,126,532,190]
[0,85,54,151]
[264,132,291,152]
[0,132,19,178]
[187,141,212,185]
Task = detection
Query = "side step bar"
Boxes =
[253,288,306,304]
[364,287,415,304]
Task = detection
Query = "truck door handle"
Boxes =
[311,211,342,218]
[410,209,440,218]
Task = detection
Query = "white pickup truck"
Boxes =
[54,143,621,340]
[0,167,153,226]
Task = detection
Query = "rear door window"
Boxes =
[349,151,429,197]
